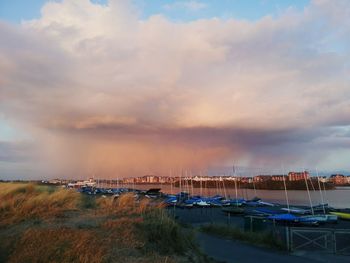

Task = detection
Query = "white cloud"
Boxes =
[1,0,350,178]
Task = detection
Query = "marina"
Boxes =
[76,184,350,226]
[78,183,350,208]
[73,183,350,257]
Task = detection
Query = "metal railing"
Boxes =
[287,227,350,255]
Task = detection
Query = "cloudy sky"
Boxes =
[0,0,350,179]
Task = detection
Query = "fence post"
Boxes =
[286,226,290,252]
[333,230,337,255]
[227,211,231,226]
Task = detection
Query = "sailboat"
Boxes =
[329,210,350,220]
[222,206,245,214]
[222,165,245,214]
[280,207,311,215]
[299,170,338,224]
[267,166,303,224]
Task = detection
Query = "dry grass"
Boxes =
[0,183,202,263]
[0,183,79,225]
[8,228,106,263]
[96,193,152,216]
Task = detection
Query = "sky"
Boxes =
[0,0,350,179]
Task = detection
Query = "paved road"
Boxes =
[196,232,349,263]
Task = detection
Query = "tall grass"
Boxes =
[7,228,106,263]
[0,184,202,262]
[97,193,194,255]
[141,209,195,255]
[0,183,79,225]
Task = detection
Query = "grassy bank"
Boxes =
[0,183,207,263]
[200,224,285,250]
[0,183,79,226]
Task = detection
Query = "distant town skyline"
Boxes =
[1,0,350,179]
[42,171,350,188]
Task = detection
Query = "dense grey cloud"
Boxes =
[1,0,350,179]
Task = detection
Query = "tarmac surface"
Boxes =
[196,232,350,263]
[166,207,350,263]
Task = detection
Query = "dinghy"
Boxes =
[222,206,245,214]
[268,213,299,223]
[329,211,350,220]
[300,214,338,224]
[281,207,311,215]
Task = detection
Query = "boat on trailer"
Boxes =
[268,213,319,226]
[329,210,350,220]
[248,207,283,216]
[195,199,211,207]
[300,214,338,224]
[281,207,311,215]
[222,206,245,214]
[268,213,299,223]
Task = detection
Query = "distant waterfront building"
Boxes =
[67,179,96,188]
[254,175,272,182]
[240,177,253,183]
[49,179,62,184]
[271,175,287,181]
[288,171,309,181]
[192,176,203,181]
[319,176,328,183]
[123,177,136,184]
[123,175,177,184]
[329,174,348,185]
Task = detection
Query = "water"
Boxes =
[121,183,350,208]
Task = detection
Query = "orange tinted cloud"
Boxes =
[1,0,350,179]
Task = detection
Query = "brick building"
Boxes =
[329,174,348,185]
[288,171,310,181]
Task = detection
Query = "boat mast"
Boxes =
[316,168,326,214]
[222,176,227,200]
[180,169,182,194]
[191,171,194,196]
[205,171,209,197]
[322,178,329,206]
[303,169,314,215]
[282,165,290,213]
[199,171,203,196]
[233,164,238,207]
[170,169,173,194]
[252,176,257,197]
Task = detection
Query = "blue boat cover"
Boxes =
[254,208,282,215]
[268,213,299,221]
